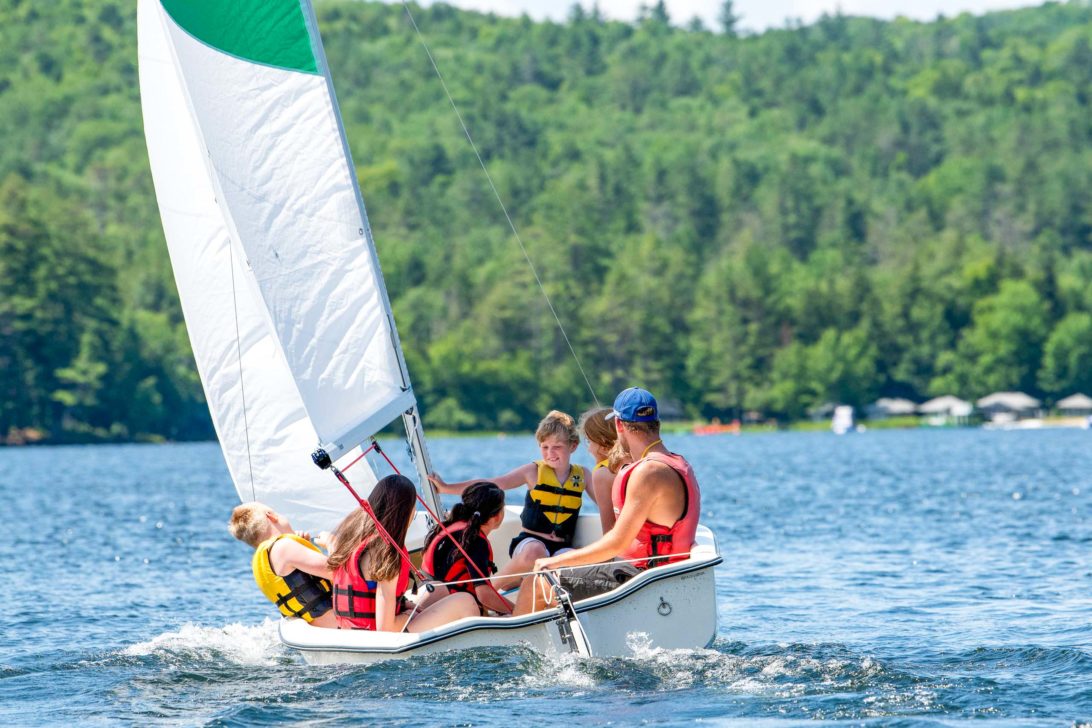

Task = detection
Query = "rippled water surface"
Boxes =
[1,429,1089,726]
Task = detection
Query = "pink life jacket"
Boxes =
[612,451,701,569]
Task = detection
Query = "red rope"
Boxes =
[372,442,513,614]
[329,466,429,583]
[339,442,376,474]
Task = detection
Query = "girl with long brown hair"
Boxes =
[328,474,477,632]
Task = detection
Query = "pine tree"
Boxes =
[718,0,740,36]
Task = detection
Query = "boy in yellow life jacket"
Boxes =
[228,502,338,627]
[429,410,586,589]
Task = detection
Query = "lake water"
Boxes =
[1,428,1089,726]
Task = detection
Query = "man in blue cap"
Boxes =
[512,387,702,613]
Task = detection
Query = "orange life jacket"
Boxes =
[612,451,701,569]
[332,539,410,630]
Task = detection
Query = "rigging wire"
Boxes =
[370,440,514,613]
[400,1,601,409]
[227,243,257,499]
[412,551,699,590]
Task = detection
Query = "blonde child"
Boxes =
[429,410,587,589]
[228,502,337,627]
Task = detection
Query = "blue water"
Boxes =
[1,429,1089,726]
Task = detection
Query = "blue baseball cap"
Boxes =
[606,387,659,422]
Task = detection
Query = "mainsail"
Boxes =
[138,0,431,530]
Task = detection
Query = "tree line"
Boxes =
[1,0,1091,442]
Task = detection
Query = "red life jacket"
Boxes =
[612,450,701,569]
[332,539,410,630]
[421,521,495,597]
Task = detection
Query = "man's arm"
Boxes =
[535,462,670,571]
[270,539,334,580]
[429,463,536,495]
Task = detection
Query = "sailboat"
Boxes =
[137,0,721,664]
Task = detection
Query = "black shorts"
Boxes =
[558,559,640,601]
[509,531,571,558]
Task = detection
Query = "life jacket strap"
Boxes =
[274,578,330,618]
[334,585,377,620]
[647,533,674,568]
[532,483,583,497]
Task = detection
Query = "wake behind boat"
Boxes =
[137,0,721,663]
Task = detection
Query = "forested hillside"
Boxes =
[2,0,1091,442]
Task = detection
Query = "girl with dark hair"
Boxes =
[422,482,513,615]
[328,474,477,632]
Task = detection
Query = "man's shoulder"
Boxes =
[630,458,682,487]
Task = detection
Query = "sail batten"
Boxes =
[138,0,413,528]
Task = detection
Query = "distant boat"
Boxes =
[831,405,856,435]
[693,419,741,436]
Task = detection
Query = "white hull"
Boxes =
[280,515,721,664]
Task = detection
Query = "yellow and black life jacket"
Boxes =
[520,461,586,545]
[252,534,333,622]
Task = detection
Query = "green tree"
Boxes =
[1038,313,1092,396]
[933,280,1050,397]
[718,0,741,36]
[52,331,109,433]
[806,326,880,408]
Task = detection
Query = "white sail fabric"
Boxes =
[143,0,414,465]
[138,0,379,531]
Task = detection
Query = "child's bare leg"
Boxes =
[415,583,450,610]
[493,539,548,590]
[402,592,479,632]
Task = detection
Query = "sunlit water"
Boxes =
[1,429,1089,725]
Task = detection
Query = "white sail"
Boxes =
[137,0,412,530]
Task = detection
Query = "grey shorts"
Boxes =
[558,559,640,602]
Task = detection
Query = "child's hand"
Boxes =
[427,472,448,492]
[314,531,331,550]
[294,529,312,541]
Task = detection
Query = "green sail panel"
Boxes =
[161,0,319,74]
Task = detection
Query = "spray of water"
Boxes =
[121,620,283,667]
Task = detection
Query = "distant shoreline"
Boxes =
[5,416,1088,448]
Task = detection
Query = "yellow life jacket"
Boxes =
[252,534,333,622]
[594,459,609,472]
[520,461,586,544]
